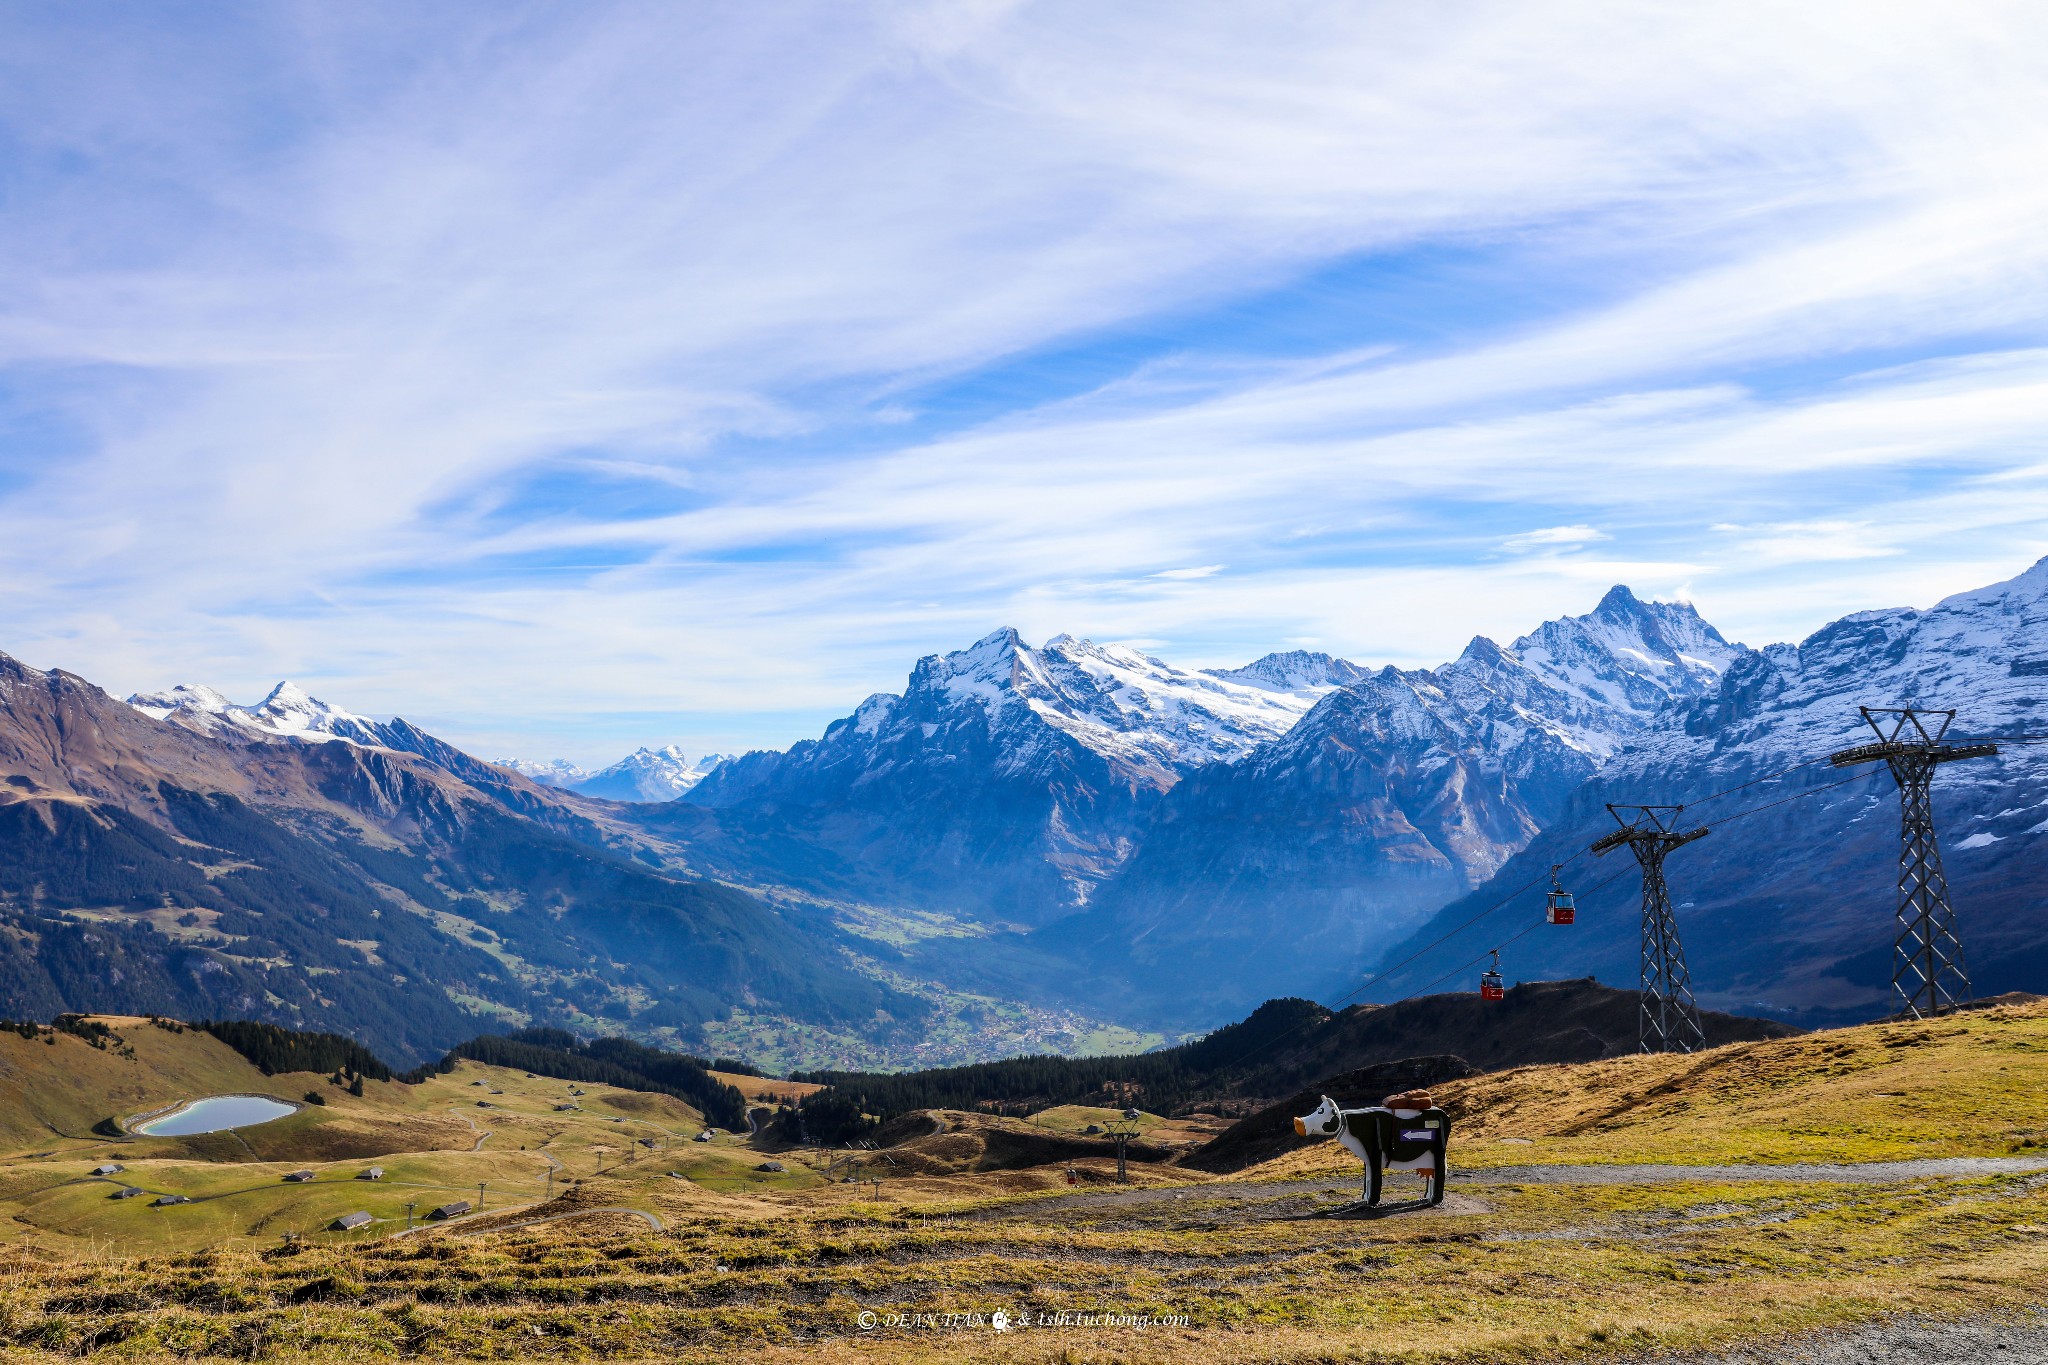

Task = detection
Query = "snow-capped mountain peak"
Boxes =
[127,683,233,719]
[1203,649,1370,694]
[244,681,377,739]
[535,745,729,802]
[1504,584,1742,722]
[495,757,591,787]
[854,629,1359,775]
[126,680,384,745]
[1639,552,2048,773]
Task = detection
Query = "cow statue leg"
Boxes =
[1335,1113,1383,1208]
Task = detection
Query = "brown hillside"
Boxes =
[1245,977,1797,1098]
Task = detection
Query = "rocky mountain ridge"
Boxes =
[3,654,905,1063]
[687,630,1373,920]
[1374,556,2048,1025]
[1031,586,1746,1022]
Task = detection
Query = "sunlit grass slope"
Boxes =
[1263,999,2048,1179]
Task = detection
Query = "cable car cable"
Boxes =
[1220,733,1971,1073]
[1354,850,1591,999]
[1355,753,1873,1001]
[1394,866,1637,1005]
[1679,754,1839,807]
[1360,765,1886,1002]
[1689,765,1888,833]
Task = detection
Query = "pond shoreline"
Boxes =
[121,1093,302,1137]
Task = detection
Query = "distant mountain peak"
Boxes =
[1204,649,1369,694]
[1594,582,1645,613]
[126,680,383,746]
[496,757,591,786]
[1453,635,1512,667]
[551,746,727,803]
[127,683,232,718]
[689,627,1384,911]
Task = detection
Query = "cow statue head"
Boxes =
[1293,1094,1341,1137]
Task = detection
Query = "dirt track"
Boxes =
[1465,1156,2048,1185]
[968,1155,2048,1229]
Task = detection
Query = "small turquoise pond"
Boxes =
[137,1095,296,1136]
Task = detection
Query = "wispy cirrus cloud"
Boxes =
[1502,526,1611,554]
[0,3,2045,762]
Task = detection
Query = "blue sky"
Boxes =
[3,2,2047,765]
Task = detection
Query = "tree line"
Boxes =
[198,1019,396,1081]
[792,997,1335,1121]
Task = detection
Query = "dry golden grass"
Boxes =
[0,1163,2044,1363]
[1257,999,2048,1183]
[712,1072,825,1105]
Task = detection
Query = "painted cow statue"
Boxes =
[1294,1090,1450,1207]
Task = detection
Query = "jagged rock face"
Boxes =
[1052,588,1743,1023]
[1381,557,2048,1026]
[690,629,1360,920]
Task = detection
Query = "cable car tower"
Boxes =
[1828,707,1998,1019]
[1591,804,1709,1054]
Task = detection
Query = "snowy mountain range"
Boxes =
[128,680,391,746]
[499,747,730,802]
[62,557,2047,1044]
[5,656,895,1065]
[680,591,1742,968]
[688,629,1373,921]
[1374,556,2048,1026]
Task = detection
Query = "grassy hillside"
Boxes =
[0,1018,276,1151]
[1438,994,2048,1168]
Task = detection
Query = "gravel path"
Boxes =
[1461,1156,2048,1185]
[1639,1309,2048,1362]
[968,1155,2048,1228]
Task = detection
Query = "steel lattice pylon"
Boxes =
[1829,707,1999,1019]
[1591,805,1710,1054]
